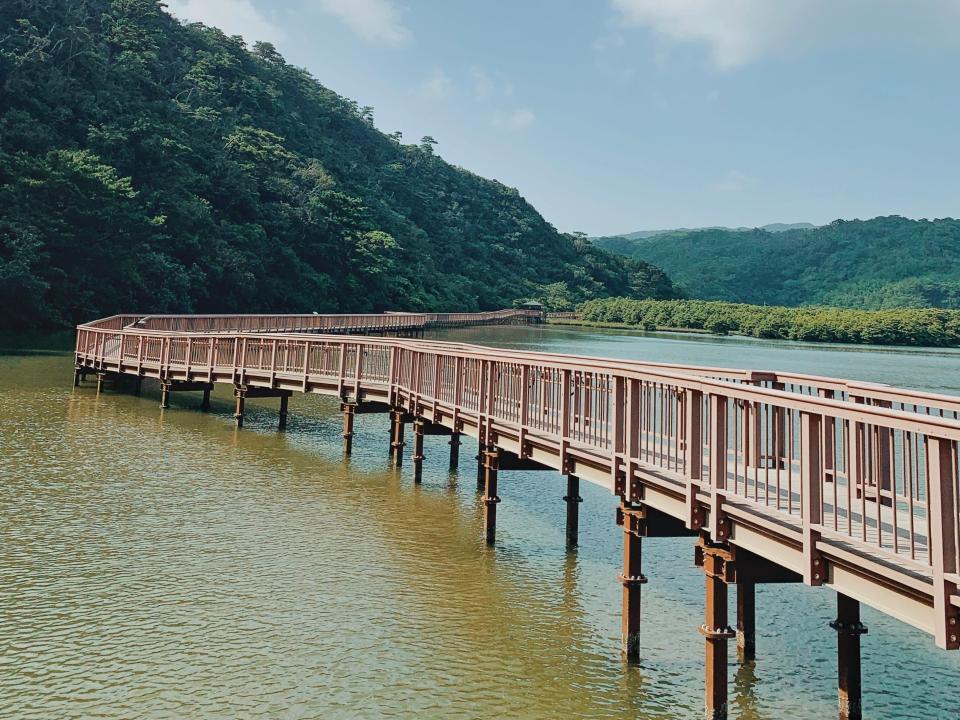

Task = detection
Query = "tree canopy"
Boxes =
[0,0,677,330]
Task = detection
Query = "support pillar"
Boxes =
[390,409,406,467]
[96,372,107,394]
[160,383,170,409]
[234,390,245,428]
[200,387,210,410]
[482,448,500,545]
[413,419,425,483]
[697,539,736,720]
[736,580,756,661]
[831,593,867,720]
[564,474,582,548]
[476,443,487,492]
[74,368,82,387]
[278,394,289,431]
[619,502,646,661]
[449,432,461,470]
[342,403,356,455]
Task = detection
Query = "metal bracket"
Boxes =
[699,624,736,639]
[695,537,737,584]
[618,573,648,587]
[829,619,868,636]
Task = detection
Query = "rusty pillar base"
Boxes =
[699,539,736,720]
[200,387,210,410]
[736,580,756,661]
[234,393,245,428]
[832,593,867,720]
[476,444,487,492]
[342,403,356,455]
[413,420,425,484]
[482,449,500,545]
[449,432,461,470]
[564,474,582,548]
[620,506,646,662]
[390,410,406,467]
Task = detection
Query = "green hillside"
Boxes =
[594,216,960,309]
[0,1,676,330]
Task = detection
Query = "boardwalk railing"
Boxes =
[78,309,540,333]
[74,313,960,651]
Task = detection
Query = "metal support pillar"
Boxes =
[413,419,425,483]
[449,432,461,470]
[200,387,210,410]
[96,372,106,394]
[159,383,170,409]
[476,443,487,492]
[482,448,500,545]
[831,593,867,720]
[736,580,756,660]
[234,391,245,428]
[342,403,356,455]
[278,394,289,431]
[564,474,583,548]
[390,409,406,467]
[74,368,82,387]
[619,502,646,661]
[697,539,736,720]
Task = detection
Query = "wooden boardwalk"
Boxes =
[74,310,960,719]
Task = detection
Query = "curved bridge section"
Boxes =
[74,310,960,719]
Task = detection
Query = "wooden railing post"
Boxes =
[926,435,960,649]
[560,368,572,473]
[685,388,704,530]
[708,393,728,541]
[800,410,824,586]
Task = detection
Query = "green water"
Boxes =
[1,325,958,719]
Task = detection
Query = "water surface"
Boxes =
[1,326,958,719]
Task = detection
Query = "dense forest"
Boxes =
[578,297,960,347]
[0,1,676,330]
[594,216,960,309]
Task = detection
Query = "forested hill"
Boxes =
[594,216,960,309]
[0,1,676,330]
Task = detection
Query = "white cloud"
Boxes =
[611,0,960,69]
[420,68,452,100]
[494,108,536,131]
[166,0,285,45]
[471,67,494,101]
[313,0,410,45]
[713,169,755,193]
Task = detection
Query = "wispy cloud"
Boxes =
[471,67,494,101]
[419,68,452,100]
[494,108,536,131]
[313,0,410,45]
[712,170,755,193]
[166,0,285,45]
[611,0,960,69]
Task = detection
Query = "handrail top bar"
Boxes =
[75,318,960,438]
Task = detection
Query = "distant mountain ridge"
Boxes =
[593,222,816,242]
[592,216,960,310]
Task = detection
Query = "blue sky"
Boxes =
[167,0,960,236]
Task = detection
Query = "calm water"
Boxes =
[2,325,959,719]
